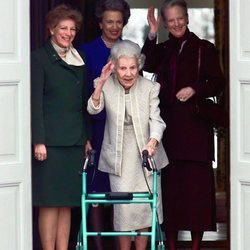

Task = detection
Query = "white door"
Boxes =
[230,0,250,249]
[0,1,32,250]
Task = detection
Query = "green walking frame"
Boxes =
[76,150,165,250]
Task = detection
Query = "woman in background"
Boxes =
[142,0,226,249]
[31,4,91,250]
[79,1,130,249]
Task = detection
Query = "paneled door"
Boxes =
[230,0,250,249]
[0,0,32,250]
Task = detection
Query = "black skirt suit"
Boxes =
[31,41,91,206]
[142,31,226,231]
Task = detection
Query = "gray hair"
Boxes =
[110,40,145,70]
[161,0,188,22]
[95,0,131,26]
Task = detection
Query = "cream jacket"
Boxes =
[87,75,169,176]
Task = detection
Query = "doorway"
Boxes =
[30,0,230,249]
[124,0,230,249]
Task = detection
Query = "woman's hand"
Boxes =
[84,140,92,158]
[99,61,114,86]
[147,6,161,35]
[91,61,114,105]
[176,87,196,102]
[34,144,47,161]
[144,138,158,157]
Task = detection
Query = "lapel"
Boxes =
[178,32,200,63]
[113,76,125,161]
[130,77,145,152]
[44,40,80,76]
[110,76,147,159]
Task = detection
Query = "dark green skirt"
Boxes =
[32,146,84,207]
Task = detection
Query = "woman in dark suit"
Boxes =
[142,1,226,249]
[31,4,91,250]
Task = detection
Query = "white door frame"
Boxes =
[0,0,32,249]
[230,0,250,249]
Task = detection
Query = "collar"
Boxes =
[44,40,61,63]
[169,28,190,51]
[44,40,85,66]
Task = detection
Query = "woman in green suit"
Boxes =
[31,4,91,250]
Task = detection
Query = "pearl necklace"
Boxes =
[101,36,116,48]
[51,40,69,58]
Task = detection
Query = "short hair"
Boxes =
[160,0,188,22]
[110,40,145,70]
[45,4,83,39]
[95,0,131,26]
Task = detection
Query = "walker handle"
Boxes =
[88,149,96,167]
[142,150,152,171]
[80,149,96,174]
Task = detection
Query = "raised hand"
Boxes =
[91,61,114,105]
[147,6,161,34]
[99,60,114,86]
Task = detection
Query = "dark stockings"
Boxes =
[166,230,203,250]
[88,205,104,250]
[88,205,119,250]
[166,230,178,250]
[191,231,204,250]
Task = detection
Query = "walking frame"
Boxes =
[76,150,165,250]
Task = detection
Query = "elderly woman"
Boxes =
[87,40,168,250]
[142,0,226,249]
[31,4,91,250]
[78,2,130,248]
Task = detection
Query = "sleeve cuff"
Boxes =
[148,32,157,41]
[90,97,101,110]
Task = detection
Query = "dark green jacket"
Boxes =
[31,41,91,146]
